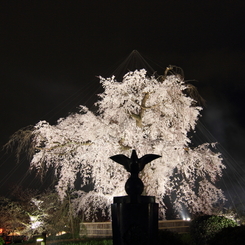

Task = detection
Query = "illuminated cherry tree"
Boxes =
[7,68,226,220]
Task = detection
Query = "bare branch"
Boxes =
[118,138,131,151]
[130,92,150,127]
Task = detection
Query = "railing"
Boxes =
[80,222,112,238]
[80,220,190,238]
[158,220,190,233]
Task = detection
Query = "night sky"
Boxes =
[1,1,245,205]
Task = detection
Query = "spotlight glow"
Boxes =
[180,209,191,221]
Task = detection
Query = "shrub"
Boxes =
[190,215,237,245]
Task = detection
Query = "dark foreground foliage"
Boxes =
[24,218,243,245]
[59,240,112,245]
[26,234,112,245]
[190,215,237,245]
[209,225,245,245]
[158,229,187,245]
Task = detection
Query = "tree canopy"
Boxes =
[6,68,225,220]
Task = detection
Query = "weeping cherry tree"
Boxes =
[6,67,226,220]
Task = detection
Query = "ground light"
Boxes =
[179,207,191,221]
[34,233,46,245]
[183,217,191,221]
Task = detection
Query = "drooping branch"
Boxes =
[158,65,205,107]
[36,140,92,153]
[3,125,36,162]
[184,83,206,107]
[157,65,184,82]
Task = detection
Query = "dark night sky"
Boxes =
[1,1,245,204]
